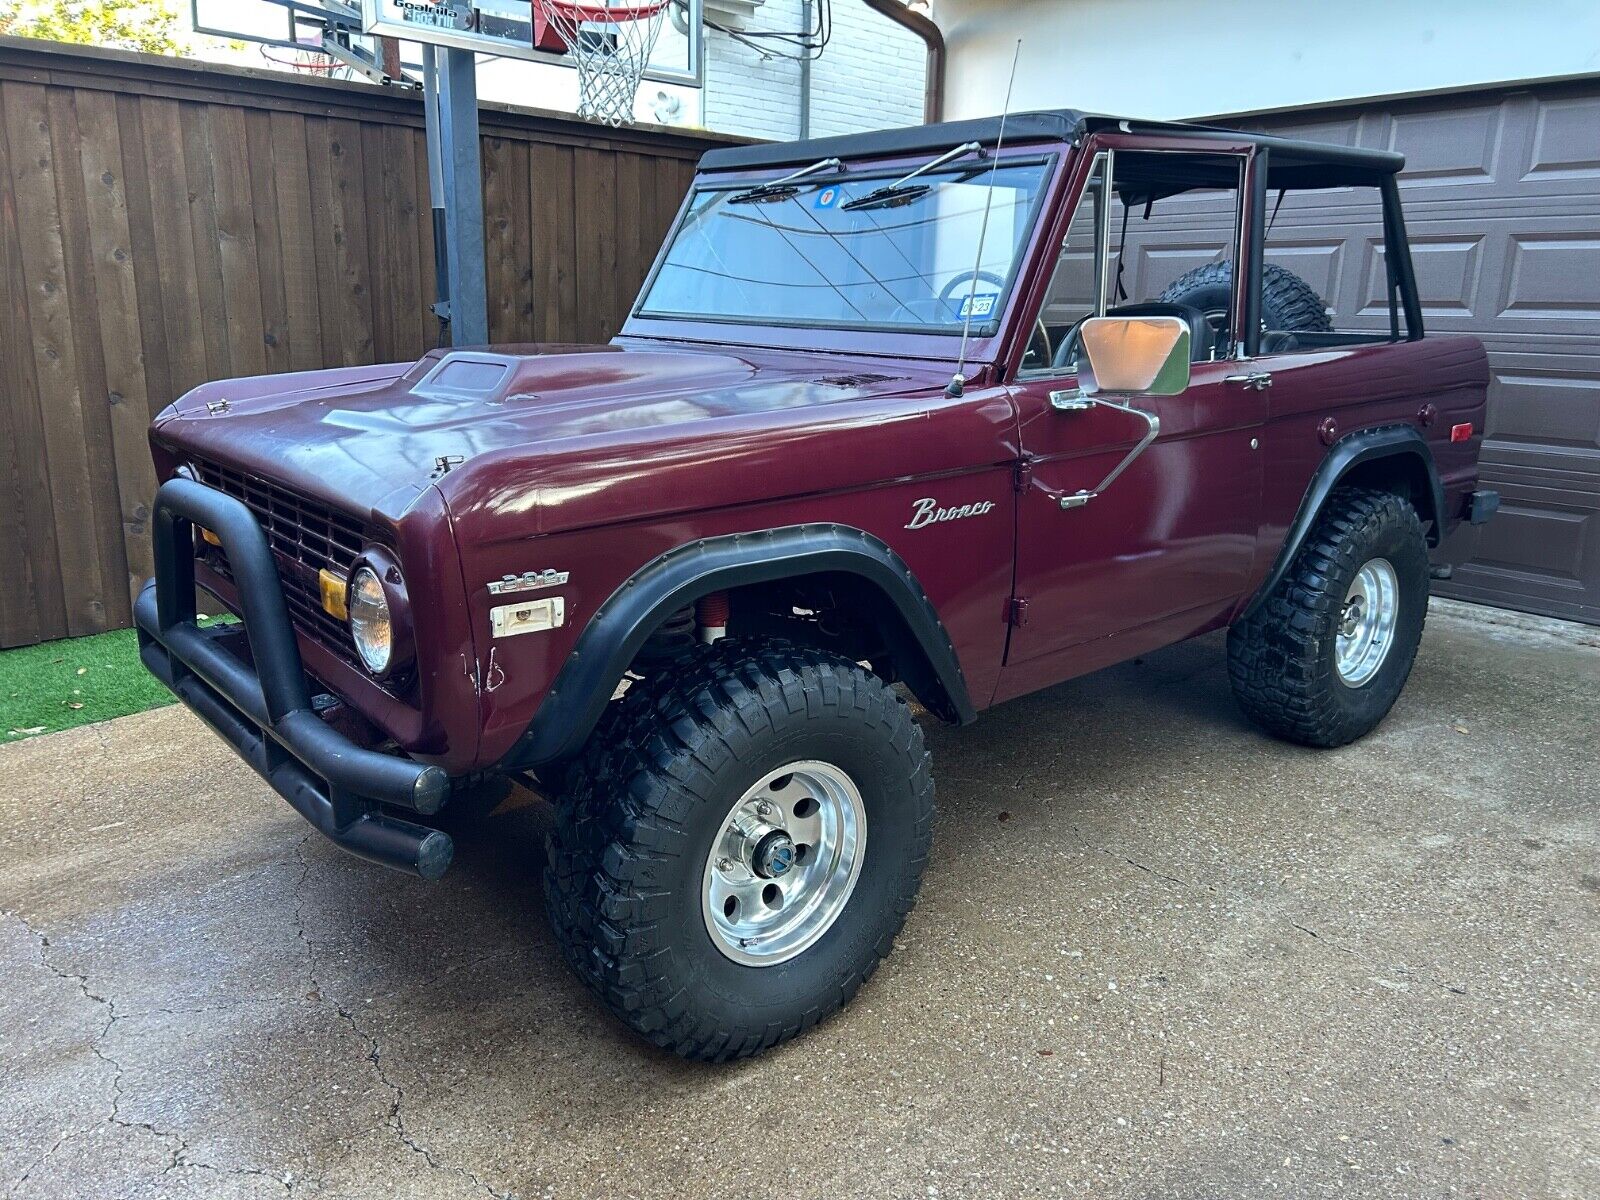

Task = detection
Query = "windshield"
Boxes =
[635,159,1052,334]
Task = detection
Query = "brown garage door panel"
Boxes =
[1240,81,1600,624]
[1446,470,1599,623]
[1487,364,1600,457]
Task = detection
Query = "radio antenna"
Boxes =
[947,39,1023,400]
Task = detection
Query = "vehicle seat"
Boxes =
[1105,302,1216,362]
[1052,301,1216,370]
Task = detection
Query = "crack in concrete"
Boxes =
[5,911,186,1194]
[4,911,303,1198]
[291,840,512,1200]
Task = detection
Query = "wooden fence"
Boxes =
[0,38,738,648]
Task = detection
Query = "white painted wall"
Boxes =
[934,0,1600,120]
[702,0,925,139]
[806,0,924,137]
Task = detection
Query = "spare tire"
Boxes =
[1159,262,1332,335]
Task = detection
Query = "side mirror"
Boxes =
[1078,316,1190,396]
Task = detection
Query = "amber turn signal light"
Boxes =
[199,527,221,547]
[319,568,349,620]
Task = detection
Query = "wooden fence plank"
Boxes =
[302,115,346,370]
[49,85,134,630]
[573,147,618,342]
[179,102,234,382]
[383,122,425,359]
[3,81,111,636]
[359,120,396,362]
[73,86,156,608]
[138,97,208,400]
[614,151,645,322]
[325,117,375,366]
[244,109,292,377]
[211,105,268,378]
[115,93,173,417]
[530,141,577,342]
[0,93,55,645]
[267,111,322,373]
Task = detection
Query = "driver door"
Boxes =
[998,147,1265,700]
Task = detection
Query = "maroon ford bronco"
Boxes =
[138,111,1498,1060]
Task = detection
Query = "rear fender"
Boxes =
[1242,425,1444,620]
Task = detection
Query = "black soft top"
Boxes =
[699,109,1405,191]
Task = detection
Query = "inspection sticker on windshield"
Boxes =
[814,185,841,210]
[959,292,999,320]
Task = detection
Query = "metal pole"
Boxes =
[422,44,451,344]
[799,0,813,139]
[437,46,489,346]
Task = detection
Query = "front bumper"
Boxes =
[135,478,454,879]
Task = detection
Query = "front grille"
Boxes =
[191,459,367,670]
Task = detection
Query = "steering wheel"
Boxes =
[939,270,1053,370]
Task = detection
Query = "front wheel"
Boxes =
[1228,487,1430,747]
[543,638,934,1061]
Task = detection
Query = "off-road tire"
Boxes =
[1159,262,1333,333]
[543,637,934,1061]
[1228,488,1429,747]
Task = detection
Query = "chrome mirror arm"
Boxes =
[1047,391,1162,509]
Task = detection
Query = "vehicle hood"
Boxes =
[151,342,952,523]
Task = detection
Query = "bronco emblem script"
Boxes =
[905,497,997,530]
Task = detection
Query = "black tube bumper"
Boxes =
[135,478,454,880]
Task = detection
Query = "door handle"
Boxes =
[1225,371,1273,391]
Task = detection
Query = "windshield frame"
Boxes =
[627,149,1062,345]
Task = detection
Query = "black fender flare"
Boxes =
[1241,425,1444,621]
[506,524,977,768]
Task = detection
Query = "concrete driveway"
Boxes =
[2,600,1596,1199]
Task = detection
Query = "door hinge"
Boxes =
[1006,597,1030,626]
[1012,458,1034,493]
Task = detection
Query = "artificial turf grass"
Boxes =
[1,616,233,742]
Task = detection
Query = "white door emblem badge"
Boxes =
[905,497,997,530]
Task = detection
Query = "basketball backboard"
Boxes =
[358,0,702,87]
[191,1,702,91]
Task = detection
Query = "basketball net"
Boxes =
[259,42,353,82]
[535,1,670,127]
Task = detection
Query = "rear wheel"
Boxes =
[543,638,933,1061]
[1228,488,1430,747]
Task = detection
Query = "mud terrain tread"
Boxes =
[1159,261,1334,333]
[543,637,932,1061]
[1227,487,1427,747]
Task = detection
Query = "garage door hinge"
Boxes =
[1006,597,1030,626]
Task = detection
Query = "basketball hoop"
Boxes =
[534,0,671,127]
[259,40,353,80]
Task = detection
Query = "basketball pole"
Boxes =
[423,43,490,347]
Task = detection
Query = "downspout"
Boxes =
[800,0,813,137]
[862,0,944,123]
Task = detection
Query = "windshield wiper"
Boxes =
[727,157,844,205]
[841,141,983,212]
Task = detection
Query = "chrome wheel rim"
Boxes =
[702,761,866,967]
[1336,557,1399,687]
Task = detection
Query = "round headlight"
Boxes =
[348,565,393,675]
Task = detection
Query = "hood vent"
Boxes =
[813,372,897,389]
